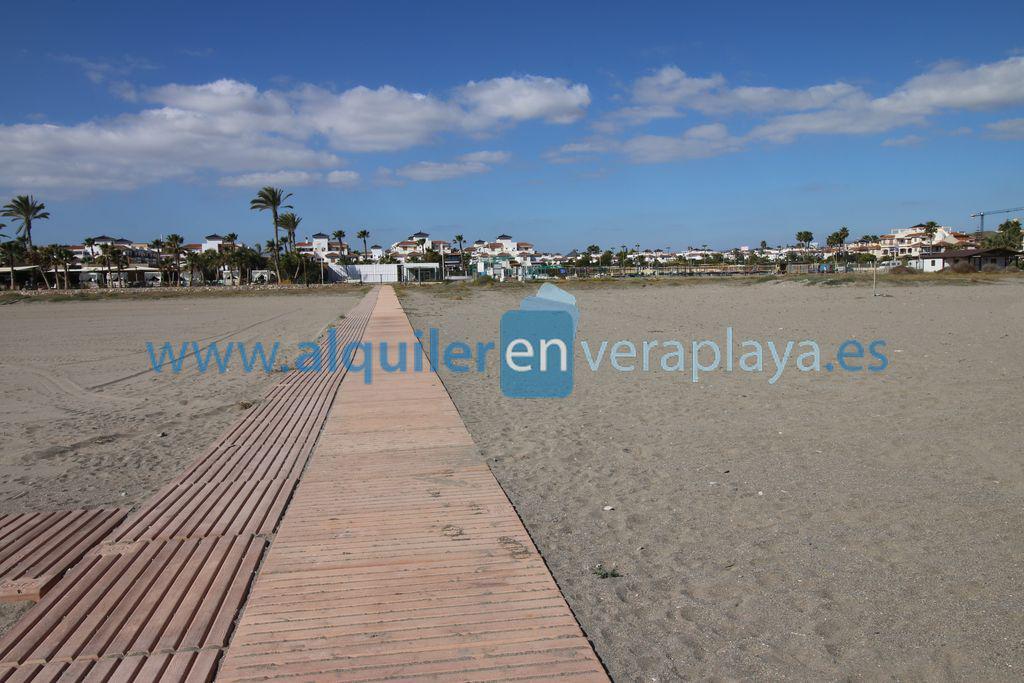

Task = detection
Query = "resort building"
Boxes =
[875,225,974,260]
[295,233,348,263]
[914,247,1021,272]
[201,234,235,253]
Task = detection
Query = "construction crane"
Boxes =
[970,206,1024,235]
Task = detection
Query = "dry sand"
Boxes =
[0,288,362,633]
[402,278,1024,681]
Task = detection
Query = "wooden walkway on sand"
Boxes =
[0,509,128,603]
[217,286,608,682]
[0,289,380,682]
[0,285,606,682]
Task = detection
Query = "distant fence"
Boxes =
[345,264,400,283]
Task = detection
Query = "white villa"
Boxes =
[295,233,348,264]
[875,225,973,260]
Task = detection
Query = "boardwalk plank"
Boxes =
[0,509,127,603]
[217,286,606,681]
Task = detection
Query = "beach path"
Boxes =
[0,508,128,603]
[0,290,380,680]
[216,285,608,682]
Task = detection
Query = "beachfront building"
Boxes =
[875,225,973,260]
[919,247,1020,272]
[295,233,348,264]
[388,231,437,262]
[369,245,385,261]
[201,234,235,253]
[389,240,423,262]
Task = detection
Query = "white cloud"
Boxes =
[0,113,339,192]
[752,57,1024,143]
[621,123,744,163]
[457,76,590,126]
[633,67,725,105]
[53,54,157,85]
[295,84,463,152]
[542,137,619,163]
[600,66,860,131]
[458,150,511,164]
[395,150,510,182]
[600,57,1024,149]
[876,58,1024,113]
[325,170,361,186]
[881,134,925,147]
[985,117,1024,139]
[0,74,586,192]
[219,170,321,187]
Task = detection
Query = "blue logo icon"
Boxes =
[500,285,578,398]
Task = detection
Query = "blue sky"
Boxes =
[2,0,1022,251]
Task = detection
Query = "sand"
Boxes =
[401,278,1024,681]
[0,288,362,634]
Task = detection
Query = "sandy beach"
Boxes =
[2,278,1022,678]
[0,289,363,633]
[401,278,1024,680]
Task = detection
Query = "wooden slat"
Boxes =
[217,286,608,682]
[106,477,297,543]
[0,508,128,602]
[0,290,380,681]
[0,651,218,683]
[0,536,264,665]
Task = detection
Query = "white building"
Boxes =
[202,234,227,253]
[295,233,348,263]
[876,225,973,259]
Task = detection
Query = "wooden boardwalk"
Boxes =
[0,509,127,603]
[217,286,608,682]
[0,285,606,681]
[0,289,380,681]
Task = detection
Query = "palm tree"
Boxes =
[149,239,166,285]
[795,230,813,249]
[836,226,849,265]
[96,243,114,287]
[356,229,370,261]
[454,233,465,270]
[277,213,301,257]
[1,195,49,250]
[185,251,204,285]
[332,229,346,256]
[922,221,938,255]
[164,234,185,286]
[250,187,292,283]
[51,246,74,289]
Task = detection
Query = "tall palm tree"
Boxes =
[332,229,346,257]
[922,221,938,256]
[454,233,465,270]
[250,187,292,283]
[98,243,115,287]
[356,229,370,261]
[277,213,301,255]
[164,234,185,286]
[1,195,49,250]
[185,251,205,285]
[113,246,128,287]
[149,239,166,285]
[52,246,74,289]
